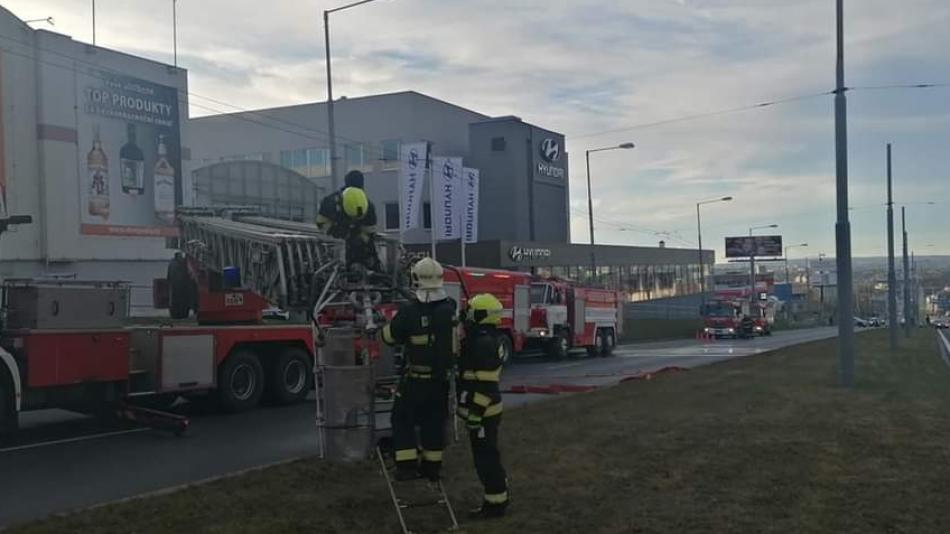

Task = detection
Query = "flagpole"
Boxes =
[428,146,436,261]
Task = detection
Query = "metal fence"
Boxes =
[623,302,700,320]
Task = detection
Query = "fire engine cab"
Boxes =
[527,279,623,358]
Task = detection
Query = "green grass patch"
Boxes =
[12,330,950,533]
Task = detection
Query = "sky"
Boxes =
[6,0,949,260]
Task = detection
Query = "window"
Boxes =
[423,202,432,229]
[306,148,330,177]
[491,137,506,151]
[345,143,369,171]
[380,139,400,170]
[384,202,399,230]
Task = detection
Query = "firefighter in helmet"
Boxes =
[316,170,382,272]
[458,293,509,518]
[382,257,457,481]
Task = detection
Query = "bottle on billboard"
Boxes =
[120,123,145,195]
[153,135,176,224]
[87,125,110,219]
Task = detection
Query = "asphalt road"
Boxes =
[0,326,838,527]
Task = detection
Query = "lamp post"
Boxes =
[24,17,54,26]
[324,0,389,192]
[784,243,808,284]
[696,196,733,311]
[748,224,778,306]
[172,0,178,68]
[585,142,635,283]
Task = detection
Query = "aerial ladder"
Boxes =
[177,208,458,533]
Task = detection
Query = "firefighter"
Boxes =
[458,293,509,519]
[382,257,457,481]
[316,170,381,272]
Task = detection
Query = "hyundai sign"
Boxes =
[537,138,565,179]
[725,235,783,258]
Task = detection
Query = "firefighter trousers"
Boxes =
[469,415,508,505]
[391,379,449,478]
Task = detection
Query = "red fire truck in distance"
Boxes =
[443,267,622,362]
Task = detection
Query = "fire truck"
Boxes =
[0,209,401,437]
[442,267,622,361]
[703,295,775,338]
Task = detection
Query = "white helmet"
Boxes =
[411,257,446,302]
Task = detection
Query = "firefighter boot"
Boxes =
[467,501,507,520]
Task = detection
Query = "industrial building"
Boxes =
[0,8,192,311]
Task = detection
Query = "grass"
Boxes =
[11,329,950,534]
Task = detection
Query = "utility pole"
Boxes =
[833,0,855,387]
[902,206,910,338]
[886,144,898,349]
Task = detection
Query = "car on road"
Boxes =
[868,316,883,327]
[854,317,869,327]
[932,317,949,329]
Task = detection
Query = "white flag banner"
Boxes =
[462,167,479,244]
[432,156,462,240]
[398,142,428,232]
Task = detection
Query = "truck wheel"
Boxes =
[270,348,312,405]
[599,329,616,357]
[547,334,569,360]
[217,349,265,412]
[0,372,17,436]
[497,335,513,366]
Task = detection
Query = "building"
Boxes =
[0,8,191,311]
[405,240,708,302]
[188,91,570,244]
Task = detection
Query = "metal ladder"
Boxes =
[376,446,460,534]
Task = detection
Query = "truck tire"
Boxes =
[599,329,616,357]
[0,370,17,436]
[497,335,513,366]
[546,333,569,360]
[217,349,265,412]
[270,347,312,405]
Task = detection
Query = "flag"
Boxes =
[462,167,479,244]
[398,142,428,232]
[431,156,462,240]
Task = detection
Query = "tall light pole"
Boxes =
[784,243,808,284]
[24,17,55,26]
[696,196,733,310]
[886,144,898,350]
[324,0,388,192]
[172,0,178,68]
[902,206,910,337]
[833,0,855,388]
[92,0,96,45]
[748,224,778,306]
[585,142,635,283]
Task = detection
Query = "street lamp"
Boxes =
[784,243,808,284]
[324,0,389,192]
[747,224,778,306]
[585,142,635,282]
[696,196,733,309]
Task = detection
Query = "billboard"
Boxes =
[78,69,181,237]
[725,235,783,258]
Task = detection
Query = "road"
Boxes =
[0,327,837,527]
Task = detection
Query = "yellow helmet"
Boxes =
[411,257,444,290]
[468,293,503,325]
[341,187,368,219]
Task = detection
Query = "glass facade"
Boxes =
[534,262,703,302]
[380,139,400,170]
[279,147,330,178]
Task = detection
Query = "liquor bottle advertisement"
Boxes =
[78,69,181,237]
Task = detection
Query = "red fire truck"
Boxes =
[442,267,622,361]
[0,210,391,436]
[702,295,775,338]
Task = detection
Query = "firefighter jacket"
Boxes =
[457,324,504,423]
[382,297,458,381]
[316,188,378,241]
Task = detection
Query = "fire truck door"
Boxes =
[161,334,215,391]
[513,285,530,333]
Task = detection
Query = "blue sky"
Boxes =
[8,0,949,259]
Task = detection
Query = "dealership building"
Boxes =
[0,8,191,310]
[189,92,711,301]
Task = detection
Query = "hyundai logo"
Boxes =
[442,161,456,179]
[408,148,420,169]
[508,245,552,263]
[539,138,560,162]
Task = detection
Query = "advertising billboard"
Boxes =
[725,235,783,258]
[78,69,181,237]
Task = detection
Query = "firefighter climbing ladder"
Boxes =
[376,446,460,534]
